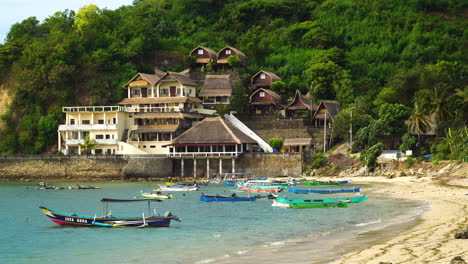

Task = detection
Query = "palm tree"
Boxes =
[430,83,451,122]
[79,135,98,155]
[409,102,431,144]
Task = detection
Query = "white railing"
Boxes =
[66,139,118,145]
[63,106,124,112]
[58,124,117,131]
[224,113,273,152]
[125,106,182,113]
[168,152,239,157]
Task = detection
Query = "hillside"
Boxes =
[0,0,466,154]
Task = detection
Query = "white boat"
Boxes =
[156,184,199,192]
[141,191,173,199]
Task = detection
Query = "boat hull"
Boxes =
[276,194,367,204]
[289,202,348,208]
[200,194,257,202]
[288,186,360,194]
[157,184,198,191]
[141,192,173,199]
[239,186,282,193]
[39,207,177,228]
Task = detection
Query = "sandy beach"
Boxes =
[329,174,468,264]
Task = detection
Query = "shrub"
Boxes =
[404,156,415,168]
[269,138,283,150]
[310,152,325,169]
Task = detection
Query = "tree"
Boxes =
[360,142,383,171]
[270,81,286,94]
[268,138,283,150]
[183,55,196,69]
[79,135,98,155]
[399,134,417,152]
[227,55,241,69]
[230,80,249,114]
[352,120,385,152]
[215,104,230,117]
[378,103,411,136]
[408,102,431,143]
[429,83,452,123]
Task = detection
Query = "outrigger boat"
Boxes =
[288,186,360,194]
[272,200,348,208]
[200,193,257,202]
[305,179,351,185]
[39,198,180,228]
[239,185,282,193]
[157,184,199,191]
[140,191,173,199]
[276,194,367,204]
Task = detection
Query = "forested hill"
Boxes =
[0,0,466,155]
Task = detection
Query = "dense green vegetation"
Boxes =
[0,0,466,158]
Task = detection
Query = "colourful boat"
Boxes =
[200,193,257,202]
[239,185,282,193]
[39,198,180,228]
[157,184,199,191]
[224,180,238,186]
[272,200,348,208]
[288,186,360,194]
[140,191,173,199]
[276,194,367,204]
[305,179,351,185]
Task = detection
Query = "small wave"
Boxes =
[212,234,221,237]
[266,241,285,247]
[195,259,216,264]
[236,250,249,255]
[355,219,382,227]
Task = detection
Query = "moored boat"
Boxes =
[39,198,180,228]
[288,186,360,194]
[305,179,351,185]
[157,184,199,191]
[272,200,348,208]
[69,184,100,190]
[276,194,367,204]
[239,185,282,193]
[200,193,257,202]
[141,191,173,199]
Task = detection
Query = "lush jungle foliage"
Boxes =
[0,0,466,157]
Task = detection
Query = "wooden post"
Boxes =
[232,158,235,174]
[323,109,327,153]
[206,159,210,178]
[219,159,222,174]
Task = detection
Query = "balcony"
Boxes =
[125,106,181,113]
[66,139,118,145]
[59,124,117,131]
[63,106,124,112]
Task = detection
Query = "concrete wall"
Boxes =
[238,153,302,177]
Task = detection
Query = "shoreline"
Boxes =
[329,175,468,264]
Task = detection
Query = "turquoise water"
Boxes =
[0,182,425,264]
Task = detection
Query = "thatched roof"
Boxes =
[156,72,198,87]
[312,100,341,121]
[118,97,202,105]
[250,70,281,86]
[190,46,217,62]
[134,125,179,134]
[283,138,313,146]
[249,88,282,106]
[286,90,317,111]
[199,75,232,97]
[122,72,164,88]
[217,46,246,64]
[168,117,256,145]
[134,112,203,119]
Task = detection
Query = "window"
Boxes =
[105,135,110,139]
[150,145,156,148]
[198,49,203,55]
[113,118,116,124]
[161,89,168,95]
[132,89,140,95]
[72,132,79,139]
[260,73,266,79]
[226,49,231,55]
[177,88,181,95]
[82,120,90,124]
[95,149,103,155]
[260,92,265,97]
[96,135,104,139]
[70,119,75,125]
[98,119,104,124]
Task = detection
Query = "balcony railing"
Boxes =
[65,139,118,145]
[168,152,239,157]
[125,106,182,113]
[59,124,117,131]
[63,106,124,112]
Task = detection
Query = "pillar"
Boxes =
[181,159,185,178]
[232,158,235,174]
[219,159,222,174]
[206,159,210,178]
[58,132,61,151]
[193,158,197,178]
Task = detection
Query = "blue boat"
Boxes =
[288,186,361,194]
[200,193,257,202]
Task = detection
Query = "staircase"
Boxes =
[121,129,129,142]
[224,113,273,152]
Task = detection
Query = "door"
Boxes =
[170,86,176,97]
[141,88,148,98]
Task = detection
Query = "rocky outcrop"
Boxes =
[451,256,466,264]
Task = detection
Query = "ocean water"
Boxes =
[0,182,426,264]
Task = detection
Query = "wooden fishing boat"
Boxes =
[305,179,351,185]
[35,182,63,190]
[68,184,100,190]
[39,198,180,228]
[276,194,367,204]
[272,200,348,208]
[224,180,238,186]
[288,186,360,194]
[254,193,278,199]
[239,185,282,193]
[157,184,199,191]
[140,191,173,199]
[200,193,257,202]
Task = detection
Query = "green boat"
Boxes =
[289,202,348,208]
[276,194,367,204]
[305,179,351,185]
